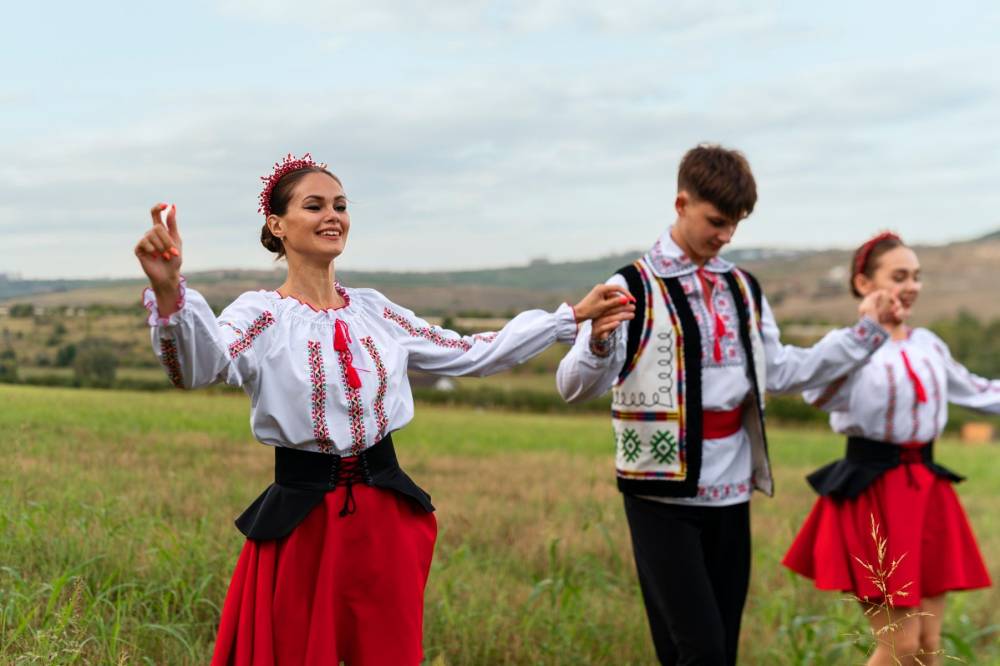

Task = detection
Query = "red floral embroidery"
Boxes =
[472,332,498,344]
[383,307,471,351]
[228,311,275,359]
[924,358,942,433]
[307,341,334,453]
[695,477,752,501]
[360,337,389,440]
[160,338,183,388]
[337,346,367,454]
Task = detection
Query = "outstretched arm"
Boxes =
[387,284,634,377]
[765,290,895,395]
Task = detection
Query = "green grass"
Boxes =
[1,385,998,664]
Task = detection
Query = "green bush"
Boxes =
[73,338,118,388]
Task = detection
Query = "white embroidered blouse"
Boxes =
[557,228,888,506]
[145,281,578,455]
[803,327,1000,442]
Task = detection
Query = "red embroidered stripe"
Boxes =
[360,337,389,440]
[924,358,942,434]
[160,338,183,388]
[383,307,471,351]
[337,346,367,454]
[228,311,275,359]
[811,376,847,408]
[307,341,335,453]
[884,363,896,441]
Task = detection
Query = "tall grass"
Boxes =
[1,385,997,664]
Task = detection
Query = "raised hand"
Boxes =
[573,284,636,323]
[135,203,183,315]
[858,289,902,327]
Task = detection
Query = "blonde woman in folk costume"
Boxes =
[556,144,902,666]
[783,232,994,666]
[134,154,634,665]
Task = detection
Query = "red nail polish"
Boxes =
[169,247,180,256]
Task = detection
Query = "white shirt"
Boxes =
[145,280,578,455]
[556,228,888,506]
[804,327,1000,442]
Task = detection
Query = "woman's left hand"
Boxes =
[573,284,636,323]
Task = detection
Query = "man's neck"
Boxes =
[668,225,708,267]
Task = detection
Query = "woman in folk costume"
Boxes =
[555,144,901,666]
[134,154,634,665]
[783,232,994,666]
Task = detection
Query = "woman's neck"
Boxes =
[278,255,342,310]
[886,322,909,341]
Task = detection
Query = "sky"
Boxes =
[2,1,999,278]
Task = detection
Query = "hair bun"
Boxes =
[260,223,285,256]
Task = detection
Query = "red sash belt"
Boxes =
[703,406,744,440]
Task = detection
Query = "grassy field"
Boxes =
[0,385,997,664]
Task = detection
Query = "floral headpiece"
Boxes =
[257,153,328,217]
[853,231,902,277]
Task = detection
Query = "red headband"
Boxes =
[258,153,328,218]
[853,231,902,277]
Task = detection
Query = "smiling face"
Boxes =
[672,191,740,263]
[854,246,922,321]
[266,171,350,262]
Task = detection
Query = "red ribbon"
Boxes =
[899,350,927,404]
[334,319,362,389]
[697,268,726,363]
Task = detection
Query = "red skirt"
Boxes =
[783,462,991,607]
[211,485,437,665]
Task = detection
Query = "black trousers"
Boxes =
[623,496,751,666]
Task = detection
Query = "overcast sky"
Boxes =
[2,1,998,278]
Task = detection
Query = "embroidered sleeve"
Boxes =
[144,286,267,390]
[381,298,576,377]
[762,294,888,395]
[801,374,855,412]
[555,273,630,403]
[932,335,1000,413]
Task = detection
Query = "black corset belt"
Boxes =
[235,435,434,541]
[806,436,964,500]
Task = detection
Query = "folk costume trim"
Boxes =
[924,358,943,429]
[360,336,389,441]
[383,307,472,351]
[228,311,275,359]
[307,340,335,453]
[160,338,183,388]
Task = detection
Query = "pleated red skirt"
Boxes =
[783,462,991,607]
[211,485,437,666]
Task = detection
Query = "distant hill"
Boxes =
[4,230,999,324]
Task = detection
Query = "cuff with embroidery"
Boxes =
[142,277,187,327]
[554,303,578,344]
[849,316,889,352]
[586,325,620,360]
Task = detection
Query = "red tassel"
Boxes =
[713,312,725,363]
[900,350,927,403]
[334,319,362,389]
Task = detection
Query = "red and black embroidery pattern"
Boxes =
[695,477,751,502]
[383,307,471,351]
[360,336,389,440]
[307,341,334,453]
[160,338,183,388]
[924,358,943,433]
[228,311,275,359]
[472,332,499,344]
[337,348,367,454]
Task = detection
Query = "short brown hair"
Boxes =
[260,167,342,258]
[677,144,757,221]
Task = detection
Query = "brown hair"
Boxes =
[261,167,343,258]
[849,232,905,298]
[677,144,757,221]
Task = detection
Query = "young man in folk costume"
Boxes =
[556,144,901,665]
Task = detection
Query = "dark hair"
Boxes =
[849,233,905,298]
[677,144,757,221]
[261,167,343,258]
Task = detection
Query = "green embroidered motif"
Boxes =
[649,430,678,465]
[620,428,641,463]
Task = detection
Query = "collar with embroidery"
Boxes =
[644,227,734,278]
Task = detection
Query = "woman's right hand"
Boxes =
[135,203,183,313]
[858,288,902,327]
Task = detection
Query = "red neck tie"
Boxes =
[899,349,927,404]
[697,268,726,363]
